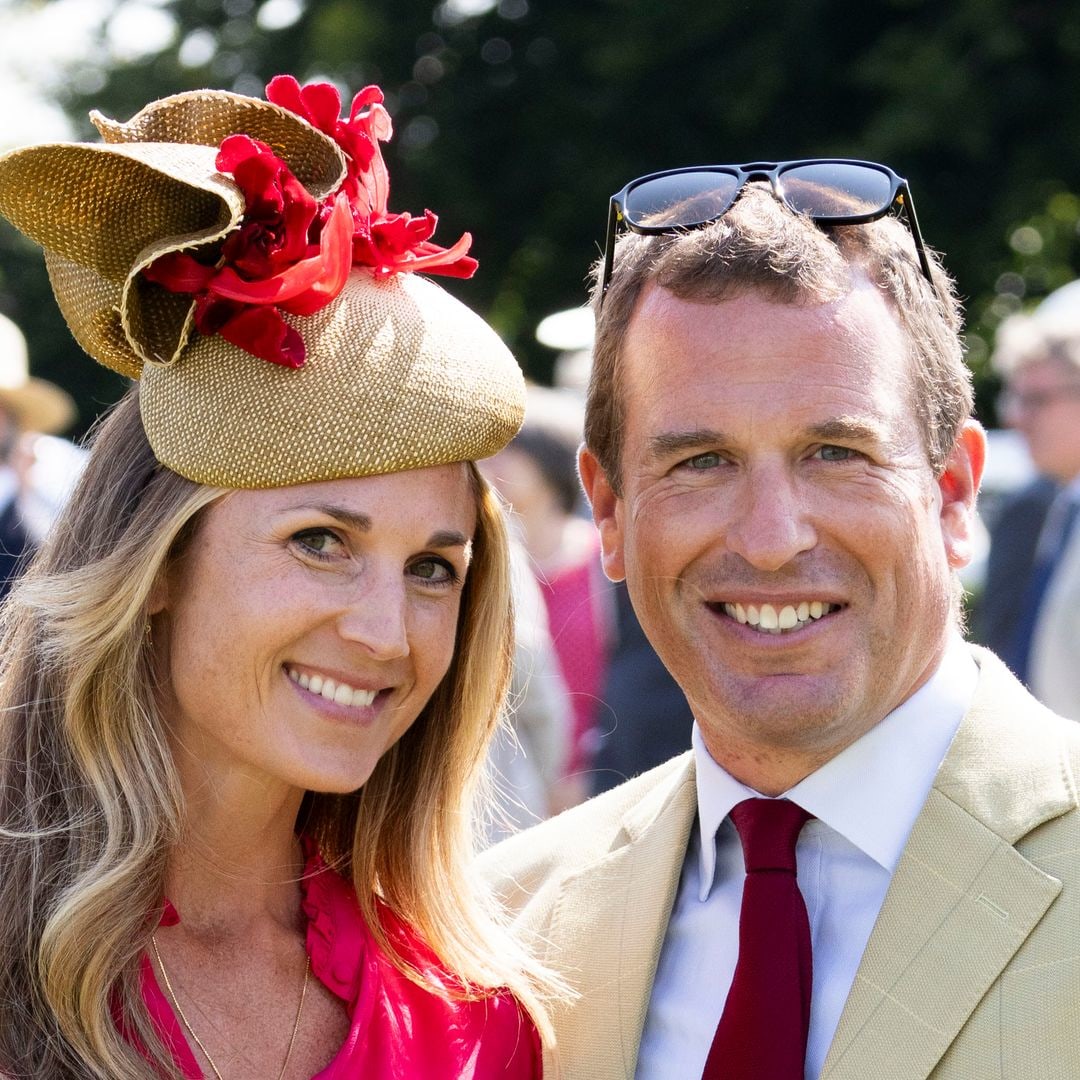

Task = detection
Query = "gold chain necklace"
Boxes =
[150,934,311,1080]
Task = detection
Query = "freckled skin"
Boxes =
[580,279,985,793]
[155,465,477,797]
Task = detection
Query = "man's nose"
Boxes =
[724,466,817,572]
[336,569,411,660]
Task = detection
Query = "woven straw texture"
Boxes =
[140,271,525,487]
[0,88,526,487]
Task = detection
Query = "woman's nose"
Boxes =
[336,571,410,660]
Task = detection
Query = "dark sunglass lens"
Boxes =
[778,163,894,218]
[623,170,742,228]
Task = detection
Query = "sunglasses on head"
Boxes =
[598,159,935,306]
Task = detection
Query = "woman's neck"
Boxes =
[166,754,307,938]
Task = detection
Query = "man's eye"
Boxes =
[682,451,722,471]
[816,445,859,462]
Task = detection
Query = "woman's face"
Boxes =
[156,464,478,795]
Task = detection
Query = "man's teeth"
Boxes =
[722,601,837,634]
[286,667,377,707]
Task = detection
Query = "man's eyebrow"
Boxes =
[645,418,892,461]
[646,429,731,461]
[807,416,890,444]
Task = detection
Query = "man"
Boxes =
[482,165,1080,1079]
[975,301,1080,719]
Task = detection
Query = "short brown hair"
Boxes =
[585,185,971,494]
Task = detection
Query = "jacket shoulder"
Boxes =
[477,752,694,914]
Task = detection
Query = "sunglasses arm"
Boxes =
[899,185,935,284]
[599,199,621,304]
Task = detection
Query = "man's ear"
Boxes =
[578,445,626,582]
[938,419,987,570]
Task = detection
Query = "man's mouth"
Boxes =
[716,601,842,635]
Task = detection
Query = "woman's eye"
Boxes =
[292,528,346,560]
[815,444,859,462]
[409,557,457,585]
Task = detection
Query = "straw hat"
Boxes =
[0,78,525,487]
[0,312,76,435]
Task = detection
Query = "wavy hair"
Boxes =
[0,387,549,1078]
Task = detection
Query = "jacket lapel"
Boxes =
[821,649,1072,1080]
[543,757,697,1080]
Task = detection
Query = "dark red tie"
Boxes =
[702,798,814,1080]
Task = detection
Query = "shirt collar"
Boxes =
[693,634,978,900]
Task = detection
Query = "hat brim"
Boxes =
[0,377,76,434]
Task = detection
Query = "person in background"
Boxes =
[483,162,1080,1079]
[483,385,610,810]
[0,77,552,1077]
[0,312,75,595]
[484,540,573,840]
[976,296,1080,718]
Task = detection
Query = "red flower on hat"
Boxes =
[145,76,476,368]
[146,134,352,367]
[266,75,477,279]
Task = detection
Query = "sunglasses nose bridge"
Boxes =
[739,166,781,202]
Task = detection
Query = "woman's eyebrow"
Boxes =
[285,504,470,550]
[428,530,471,549]
[301,504,372,532]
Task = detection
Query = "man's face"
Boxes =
[580,279,984,788]
[1000,357,1080,482]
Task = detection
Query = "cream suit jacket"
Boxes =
[482,648,1080,1079]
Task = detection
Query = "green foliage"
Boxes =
[2,0,1079,431]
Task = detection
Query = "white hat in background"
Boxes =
[0,312,76,434]
[1035,279,1080,320]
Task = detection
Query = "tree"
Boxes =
[2,0,1079,431]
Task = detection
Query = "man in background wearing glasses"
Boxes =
[976,297,1080,721]
[483,164,1080,1080]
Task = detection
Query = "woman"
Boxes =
[0,77,549,1078]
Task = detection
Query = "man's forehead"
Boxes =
[623,275,906,372]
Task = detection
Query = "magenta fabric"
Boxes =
[703,798,813,1080]
[538,533,607,775]
[138,852,541,1079]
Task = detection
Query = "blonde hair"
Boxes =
[0,387,550,1077]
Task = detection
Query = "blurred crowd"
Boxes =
[0,312,84,600]
[971,280,1080,721]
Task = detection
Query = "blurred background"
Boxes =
[1,0,1079,435]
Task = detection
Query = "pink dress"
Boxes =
[539,532,608,776]
[137,851,542,1078]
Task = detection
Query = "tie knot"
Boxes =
[729,798,812,874]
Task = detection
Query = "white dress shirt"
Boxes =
[635,636,978,1080]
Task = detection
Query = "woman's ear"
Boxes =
[147,571,169,616]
